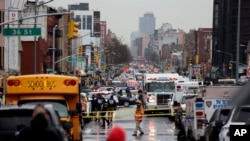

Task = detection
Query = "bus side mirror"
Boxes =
[76,102,82,114]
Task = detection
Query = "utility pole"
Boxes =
[236,0,241,83]
[52,25,58,73]
[34,0,38,74]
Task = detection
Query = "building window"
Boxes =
[87,15,92,30]
[75,15,81,29]
[82,15,86,29]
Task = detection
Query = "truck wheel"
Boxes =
[124,101,130,107]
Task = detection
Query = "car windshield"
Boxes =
[147,82,175,92]
[99,87,113,91]
[232,107,250,122]
[0,109,33,130]
[181,95,196,104]
[19,100,69,118]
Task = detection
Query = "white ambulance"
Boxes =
[175,80,204,103]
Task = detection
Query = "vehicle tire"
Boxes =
[124,101,130,107]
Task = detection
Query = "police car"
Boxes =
[219,105,250,141]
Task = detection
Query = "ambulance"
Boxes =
[143,73,179,117]
[175,80,204,103]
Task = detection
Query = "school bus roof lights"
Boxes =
[64,79,77,86]
[7,79,20,86]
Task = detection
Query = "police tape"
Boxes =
[81,110,186,118]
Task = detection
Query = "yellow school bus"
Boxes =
[5,74,82,141]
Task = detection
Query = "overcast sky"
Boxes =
[48,0,213,45]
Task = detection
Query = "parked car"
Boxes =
[117,94,137,107]
[99,87,114,92]
[219,105,250,141]
[204,106,232,141]
[0,105,68,141]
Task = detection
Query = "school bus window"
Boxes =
[19,100,68,117]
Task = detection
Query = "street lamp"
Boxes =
[216,50,233,78]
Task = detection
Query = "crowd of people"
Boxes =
[91,93,117,128]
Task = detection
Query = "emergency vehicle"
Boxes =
[143,73,179,117]
[203,85,241,122]
[179,83,241,141]
[175,80,204,103]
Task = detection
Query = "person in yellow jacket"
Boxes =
[132,100,144,136]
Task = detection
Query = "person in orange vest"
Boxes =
[132,100,144,136]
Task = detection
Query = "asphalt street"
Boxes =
[82,106,179,141]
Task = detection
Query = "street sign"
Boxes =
[46,68,53,72]
[3,28,41,36]
[67,57,85,62]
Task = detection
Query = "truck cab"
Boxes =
[144,73,178,118]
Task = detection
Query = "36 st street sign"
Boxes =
[3,28,41,36]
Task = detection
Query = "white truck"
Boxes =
[179,85,241,141]
[203,85,241,122]
[175,80,204,103]
[143,73,179,118]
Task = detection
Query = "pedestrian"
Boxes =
[138,89,145,108]
[91,94,98,121]
[107,94,117,123]
[100,95,110,128]
[132,100,144,136]
[126,88,132,97]
[106,126,126,141]
[95,94,104,122]
[17,104,63,141]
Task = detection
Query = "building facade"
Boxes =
[212,0,250,78]
[139,12,156,35]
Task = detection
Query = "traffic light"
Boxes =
[78,46,82,57]
[94,55,99,63]
[189,59,192,64]
[68,19,79,39]
[229,63,232,69]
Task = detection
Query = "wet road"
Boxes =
[82,106,179,141]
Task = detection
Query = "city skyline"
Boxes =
[48,0,213,45]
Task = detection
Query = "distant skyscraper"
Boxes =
[139,12,156,35]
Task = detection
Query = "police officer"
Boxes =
[107,94,117,123]
[95,94,104,122]
[101,96,110,128]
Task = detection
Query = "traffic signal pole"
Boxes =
[52,25,58,73]
[0,12,73,26]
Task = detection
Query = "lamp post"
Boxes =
[236,0,241,84]
[216,50,233,78]
[52,25,58,73]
